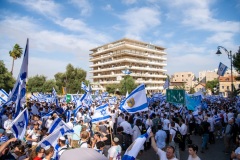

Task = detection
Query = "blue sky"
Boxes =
[0,0,239,80]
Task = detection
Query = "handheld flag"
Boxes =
[91,103,111,123]
[81,82,89,92]
[0,89,8,103]
[11,108,29,139]
[163,78,170,89]
[48,117,72,134]
[185,94,202,111]
[122,128,151,160]
[120,84,148,113]
[217,62,228,76]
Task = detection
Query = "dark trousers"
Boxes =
[163,130,170,144]
[179,134,186,151]
[189,123,195,135]
[209,131,215,144]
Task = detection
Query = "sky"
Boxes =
[0,0,240,81]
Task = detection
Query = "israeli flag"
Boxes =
[122,69,132,75]
[122,128,151,160]
[65,110,71,123]
[109,97,117,105]
[38,127,73,160]
[48,117,72,134]
[31,104,40,115]
[52,87,57,97]
[120,84,148,113]
[0,89,8,103]
[81,82,89,92]
[91,103,111,123]
[163,78,170,89]
[10,108,29,140]
[14,39,29,118]
[217,62,228,76]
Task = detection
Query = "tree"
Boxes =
[9,44,23,75]
[233,46,240,73]
[42,80,58,93]
[54,64,87,94]
[119,75,137,95]
[206,79,219,94]
[0,60,15,91]
[189,87,196,94]
[106,84,120,94]
[27,75,47,92]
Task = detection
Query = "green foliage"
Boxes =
[54,64,87,94]
[119,75,137,95]
[27,75,47,92]
[0,60,15,91]
[42,80,58,93]
[233,47,240,73]
[106,84,120,94]
[206,79,219,94]
[9,44,23,74]
[189,87,196,94]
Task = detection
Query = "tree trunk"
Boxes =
[11,57,14,75]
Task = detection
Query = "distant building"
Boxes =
[89,38,167,92]
[194,83,206,93]
[171,72,197,91]
[219,75,240,97]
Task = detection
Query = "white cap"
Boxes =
[59,136,66,141]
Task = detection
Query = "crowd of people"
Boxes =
[0,94,240,160]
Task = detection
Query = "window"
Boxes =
[222,86,224,89]
[182,75,184,77]
[227,86,229,90]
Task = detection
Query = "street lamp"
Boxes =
[216,46,233,97]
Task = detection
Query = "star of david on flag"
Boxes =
[11,108,29,139]
[217,62,228,76]
[91,103,111,123]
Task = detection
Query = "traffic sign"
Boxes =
[166,89,185,104]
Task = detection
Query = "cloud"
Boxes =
[119,7,161,38]
[9,0,61,19]
[102,4,113,11]
[206,32,234,45]
[0,15,109,79]
[69,0,92,16]
[121,0,137,5]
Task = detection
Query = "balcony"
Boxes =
[90,58,167,67]
[91,73,167,79]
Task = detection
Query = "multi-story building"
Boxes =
[171,72,197,91]
[219,76,240,97]
[89,38,167,92]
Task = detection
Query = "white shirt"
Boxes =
[66,122,74,129]
[58,145,68,157]
[187,155,201,160]
[4,119,13,133]
[170,128,176,142]
[180,123,187,135]
[207,117,214,132]
[157,148,178,160]
[163,119,170,130]
[28,129,40,146]
[107,145,122,160]
[233,147,240,160]
[120,121,133,135]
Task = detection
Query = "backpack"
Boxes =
[198,124,204,136]
[172,128,183,143]
[138,123,147,135]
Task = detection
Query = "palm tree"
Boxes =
[9,44,23,75]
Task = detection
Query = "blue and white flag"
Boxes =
[81,82,89,92]
[31,104,39,115]
[10,108,29,140]
[38,127,73,160]
[122,69,132,75]
[109,97,117,105]
[65,110,71,123]
[122,128,151,160]
[163,78,170,89]
[48,117,72,134]
[52,87,57,97]
[91,103,111,123]
[0,89,8,103]
[217,62,228,76]
[14,39,29,118]
[185,95,202,111]
[102,92,109,98]
[120,84,148,113]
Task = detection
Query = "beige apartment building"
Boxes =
[171,72,197,91]
[89,38,167,92]
[219,76,240,97]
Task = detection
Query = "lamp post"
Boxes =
[216,46,233,97]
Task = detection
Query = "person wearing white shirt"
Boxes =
[57,136,68,158]
[169,122,180,160]
[45,117,53,129]
[207,114,215,144]
[150,132,178,160]
[179,118,187,151]
[187,144,201,160]
[162,114,170,144]
[120,116,133,135]
[3,114,13,139]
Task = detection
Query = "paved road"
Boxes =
[133,135,230,160]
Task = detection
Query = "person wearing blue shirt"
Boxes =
[155,125,167,149]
